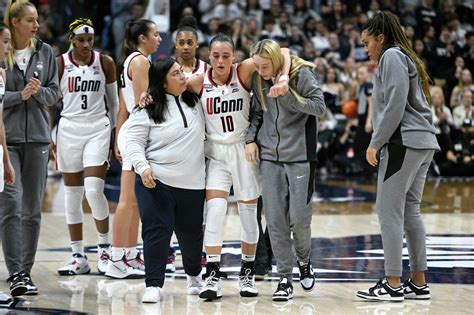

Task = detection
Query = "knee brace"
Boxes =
[84,177,109,221]
[204,198,227,247]
[64,186,84,224]
[238,203,259,244]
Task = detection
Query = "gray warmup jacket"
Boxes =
[2,39,59,144]
[370,46,439,151]
[246,66,326,162]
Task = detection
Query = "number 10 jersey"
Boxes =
[200,64,251,144]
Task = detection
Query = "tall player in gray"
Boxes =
[357,11,439,302]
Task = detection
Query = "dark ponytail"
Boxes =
[118,19,155,79]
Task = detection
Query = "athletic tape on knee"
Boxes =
[64,186,84,224]
[238,203,259,244]
[204,198,227,247]
[84,177,109,220]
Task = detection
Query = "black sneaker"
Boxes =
[20,272,38,295]
[403,279,430,300]
[297,260,315,292]
[6,272,27,297]
[272,277,293,302]
[356,278,404,302]
[199,262,227,300]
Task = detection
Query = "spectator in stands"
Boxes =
[291,0,321,30]
[462,31,473,74]
[321,67,345,112]
[430,25,461,88]
[452,88,473,130]
[439,118,474,176]
[450,68,473,108]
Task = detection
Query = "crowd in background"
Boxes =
[2,0,472,177]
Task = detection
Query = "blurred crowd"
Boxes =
[1,0,472,177]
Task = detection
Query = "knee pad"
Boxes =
[238,203,259,244]
[64,186,84,224]
[84,177,109,221]
[204,198,227,247]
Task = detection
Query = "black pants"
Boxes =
[135,179,205,288]
[255,196,272,268]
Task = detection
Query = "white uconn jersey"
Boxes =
[200,64,250,143]
[60,50,106,119]
[184,59,207,79]
[121,51,146,113]
[0,74,4,103]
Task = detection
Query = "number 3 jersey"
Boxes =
[200,64,251,143]
[59,50,107,119]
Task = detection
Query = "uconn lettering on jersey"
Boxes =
[68,77,101,93]
[206,97,243,115]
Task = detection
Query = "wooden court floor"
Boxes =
[0,175,473,314]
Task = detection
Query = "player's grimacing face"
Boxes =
[252,54,274,81]
[209,41,234,74]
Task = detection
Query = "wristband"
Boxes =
[278,74,289,82]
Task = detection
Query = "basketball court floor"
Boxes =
[0,174,472,314]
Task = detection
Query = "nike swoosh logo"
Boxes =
[105,123,110,127]
[297,175,305,179]
[41,150,48,154]
[376,289,389,296]
[205,89,213,92]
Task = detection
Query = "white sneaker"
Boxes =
[58,253,91,276]
[239,267,258,297]
[97,245,111,274]
[105,258,145,279]
[127,252,145,272]
[186,275,203,295]
[199,270,222,300]
[142,286,161,303]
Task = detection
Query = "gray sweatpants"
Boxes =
[260,160,315,281]
[0,143,49,276]
[377,144,434,277]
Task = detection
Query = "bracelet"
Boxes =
[278,75,289,82]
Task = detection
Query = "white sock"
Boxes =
[206,254,221,263]
[242,254,255,262]
[126,247,138,260]
[71,240,84,255]
[98,232,109,245]
[111,247,125,261]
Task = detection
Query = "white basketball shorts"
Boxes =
[205,141,261,201]
[57,116,111,173]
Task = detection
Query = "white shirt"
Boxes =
[126,94,205,189]
[15,48,33,74]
